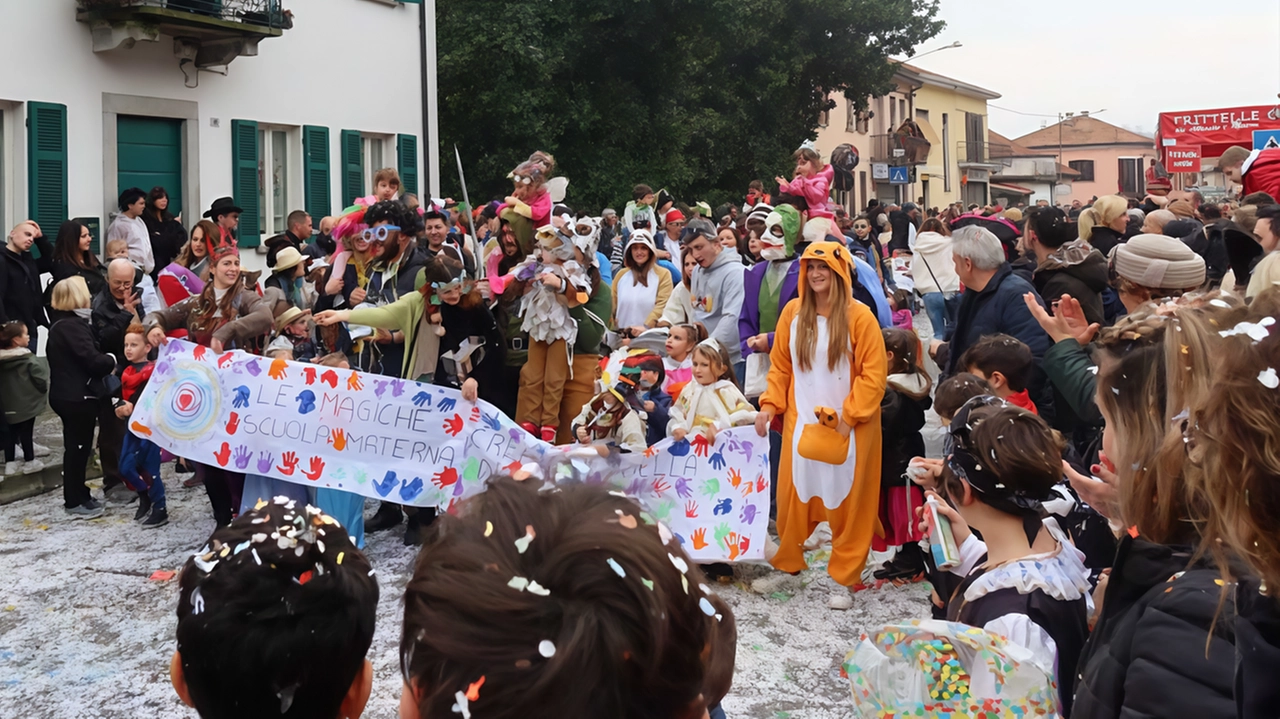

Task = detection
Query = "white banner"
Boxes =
[132,340,770,562]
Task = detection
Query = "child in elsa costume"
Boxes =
[667,338,756,444]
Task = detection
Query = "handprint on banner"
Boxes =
[709,449,726,469]
[436,396,456,412]
[413,391,432,407]
[739,535,751,555]
[690,434,711,457]
[320,370,338,388]
[399,476,425,502]
[740,480,754,497]
[713,522,731,550]
[668,438,691,457]
[225,412,240,435]
[268,357,288,380]
[346,372,363,391]
[390,379,406,397]
[713,498,733,516]
[329,428,347,451]
[701,478,720,497]
[726,532,742,560]
[727,468,742,488]
[442,414,463,436]
[216,352,235,369]
[232,445,251,470]
[469,406,481,423]
[674,478,692,499]
[303,457,325,481]
[332,467,347,480]
[277,451,299,476]
[652,476,670,496]
[212,442,230,467]
[295,390,317,414]
[256,452,273,474]
[756,474,769,494]
[654,499,675,522]
[691,527,709,550]
[192,345,207,362]
[239,358,261,377]
[625,476,645,496]
[354,468,368,485]
[741,502,758,525]
[737,440,755,459]
[481,412,502,431]
[232,386,250,409]
[374,380,389,398]
[684,500,699,518]
[373,471,397,497]
[130,421,152,437]
[431,467,458,489]
[303,367,317,386]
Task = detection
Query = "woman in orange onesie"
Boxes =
[755,242,887,609]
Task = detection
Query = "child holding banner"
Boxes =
[667,339,755,444]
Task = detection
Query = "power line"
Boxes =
[988,104,1060,119]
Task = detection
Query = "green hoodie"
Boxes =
[0,348,49,424]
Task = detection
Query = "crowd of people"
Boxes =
[7,139,1280,717]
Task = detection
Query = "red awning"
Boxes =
[990,181,1033,195]
[1157,105,1280,160]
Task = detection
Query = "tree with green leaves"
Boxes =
[437,0,943,213]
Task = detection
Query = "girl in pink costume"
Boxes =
[776,143,836,237]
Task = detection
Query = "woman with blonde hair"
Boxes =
[1077,195,1129,256]
[46,276,118,519]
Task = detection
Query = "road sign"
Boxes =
[872,163,889,180]
[888,166,909,185]
[1253,129,1280,150]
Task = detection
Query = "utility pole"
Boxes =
[419,0,440,197]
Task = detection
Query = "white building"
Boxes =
[0,0,427,273]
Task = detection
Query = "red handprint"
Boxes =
[726,532,742,560]
[213,442,231,467]
[690,434,711,457]
[217,352,235,368]
[277,451,299,476]
[303,367,317,386]
[685,500,699,518]
[739,536,751,555]
[442,414,463,436]
[328,428,347,451]
[469,406,481,422]
[691,528,708,550]
[652,477,670,496]
[727,468,743,488]
[504,460,522,474]
[431,467,458,488]
[193,345,208,362]
[346,372,363,391]
[320,370,338,388]
[303,456,325,481]
[268,357,288,380]
[225,412,240,435]
[756,474,769,494]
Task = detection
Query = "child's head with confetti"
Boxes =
[399,476,729,719]
[172,498,379,719]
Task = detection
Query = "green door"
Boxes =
[117,116,183,217]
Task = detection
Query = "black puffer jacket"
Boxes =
[1072,536,1243,718]
[1084,225,1125,258]
[1032,243,1109,328]
[46,309,117,407]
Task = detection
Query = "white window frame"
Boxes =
[0,101,17,236]
[257,123,303,237]
[361,133,395,195]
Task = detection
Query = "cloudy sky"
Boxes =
[901,0,1280,141]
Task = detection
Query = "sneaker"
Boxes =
[141,507,169,529]
[21,459,44,475]
[3,461,19,476]
[84,497,104,511]
[750,572,803,595]
[828,590,854,611]
[32,443,51,458]
[105,485,138,505]
[539,426,558,443]
[365,502,404,533]
[66,502,105,520]
[134,493,153,522]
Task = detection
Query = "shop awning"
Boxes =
[990,181,1033,195]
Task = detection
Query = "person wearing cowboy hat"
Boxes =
[266,305,317,362]
[203,197,242,242]
[264,246,311,310]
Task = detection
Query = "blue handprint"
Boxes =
[295,390,316,415]
[669,438,691,457]
[674,477,693,499]
[436,396,456,412]
[674,532,687,547]
[713,498,733,516]
[373,380,389,398]
[256,452,273,474]
[708,450,726,470]
[412,391,432,407]
[390,379,406,397]
[481,412,502,431]
[373,471,397,497]
[232,445,251,470]
[232,385,250,409]
[399,476,425,502]
[741,502,758,525]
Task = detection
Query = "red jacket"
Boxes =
[121,361,154,404]
[1243,149,1280,202]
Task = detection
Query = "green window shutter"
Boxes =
[302,125,330,223]
[230,119,260,248]
[340,130,363,207]
[397,134,419,195]
[27,101,68,240]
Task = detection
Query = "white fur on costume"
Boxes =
[517,259,590,344]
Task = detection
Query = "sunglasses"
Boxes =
[362,225,400,243]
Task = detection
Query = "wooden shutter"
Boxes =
[230,119,260,247]
[397,134,419,195]
[302,125,330,221]
[27,101,68,237]
[340,130,362,207]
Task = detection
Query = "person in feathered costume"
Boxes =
[514,224,592,442]
[776,142,837,237]
[755,242,888,608]
[571,354,647,455]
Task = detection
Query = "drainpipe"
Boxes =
[419,0,440,197]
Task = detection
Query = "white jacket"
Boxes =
[910,231,961,294]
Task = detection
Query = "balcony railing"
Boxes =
[957,141,1014,168]
[868,134,932,165]
[77,0,289,62]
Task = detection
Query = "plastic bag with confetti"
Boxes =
[842,619,1061,719]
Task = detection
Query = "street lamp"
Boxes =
[911,40,963,61]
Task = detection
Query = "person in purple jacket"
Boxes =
[739,204,801,366]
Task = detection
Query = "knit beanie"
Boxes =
[1109,233,1206,289]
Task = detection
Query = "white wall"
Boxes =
[0,0,424,272]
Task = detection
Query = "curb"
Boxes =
[0,463,103,506]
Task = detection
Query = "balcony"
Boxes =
[76,0,290,67]
[869,134,932,165]
[957,141,1014,170]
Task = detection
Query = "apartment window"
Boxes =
[942,113,951,192]
[1118,157,1144,196]
[889,98,897,131]
[965,112,984,163]
[257,127,291,236]
[1068,160,1095,182]
[846,99,858,133]
[362,135,389,192]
